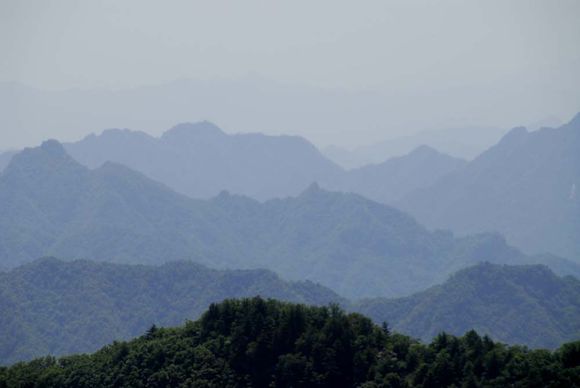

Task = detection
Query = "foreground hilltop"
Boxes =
[2,298,579,387]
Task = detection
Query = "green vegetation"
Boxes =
[3,260,579,366]
[355,263,580,349]
[0,258,342,365]
[1,298,579,387]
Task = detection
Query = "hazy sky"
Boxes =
[1,0,579,148]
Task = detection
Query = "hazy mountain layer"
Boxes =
[321,145,466,203]
[399,114,580,260]
[355,263,580,349]
[0,258,343,365]
[1,141,578,298]
[324,125,508,168]
[64,121,343,201]
[1,124,469,207]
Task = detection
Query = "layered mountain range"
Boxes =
[399,113,580,260]
[2,115,576,261]
[1,140,576,299]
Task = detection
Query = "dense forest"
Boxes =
[2,260,579,365]
[0,258,342,365]
[1,298,579,387]
[355,263,580,349]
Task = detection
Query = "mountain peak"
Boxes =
[40,139,68,157]
[408,144,440,157]
[2,140,86,181]
[162,121,226,142]
[301,181,323,196]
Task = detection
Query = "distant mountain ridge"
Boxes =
[399,113,580,260]
[321,145,467,203]
[355,262,580,349]
[323,125,509,168]
[0,122,470,206]
[1,141,578,299]
[63,121,343,201]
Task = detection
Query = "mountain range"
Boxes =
[2,140,577,299]
[321,145,466,203]
[2,114,576,263]
[323,125,509,168]
[399,113,580,260]
[324,117,565,169]
[63,122,343,201]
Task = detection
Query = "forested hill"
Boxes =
[2,298,579,387]
[0,258,343,365]
[355,263,580,349]
[2,260,579,365]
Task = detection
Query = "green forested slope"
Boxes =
[0,258,343,365]
[1,298,579,387]
[355,263,580,349]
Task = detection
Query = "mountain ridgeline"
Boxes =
[321,145,467,203]
[399,113,580,260]
[1,140,577,299]
[2,298,579,387]
[64,122,343,201]
[2,116,577,262]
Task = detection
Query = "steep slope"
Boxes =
[0,140,241,269]
[2,298,579,387]
[0,258,344,365]
[64,122,343,200]
[0,151,16,172]
[1,141,578,298]
[322,145,467,203]
[355,263,580,349]
[399,113,580,260]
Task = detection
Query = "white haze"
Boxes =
[1,0,579,150]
